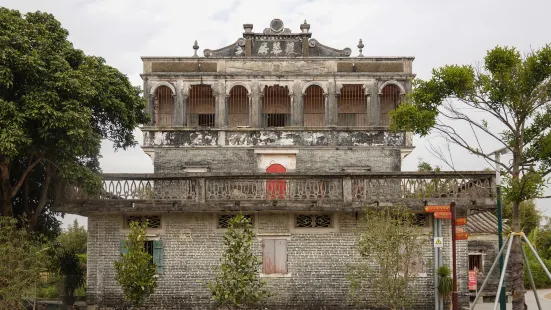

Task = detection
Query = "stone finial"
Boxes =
[357,39,364,57]
[192,40,199,57]
[243,23,253,33]
[300,19,310,34]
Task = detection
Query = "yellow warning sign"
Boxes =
[434,237,444,248]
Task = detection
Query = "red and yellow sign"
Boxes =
[456,217,467,226]
[456,232,469,240]
[434,211,452,219]
[424,205,450,213]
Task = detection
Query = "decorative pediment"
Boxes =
[202,19,352,58]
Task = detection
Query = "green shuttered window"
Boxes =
[119,239,164,274]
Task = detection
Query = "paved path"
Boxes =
[471,289,551,309]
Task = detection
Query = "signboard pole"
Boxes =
[451,202,458,310]
[495,152,506,310]
[433,205,439,310]
[436,220,444,310]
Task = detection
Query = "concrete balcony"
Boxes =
[55,171,496,214]
[142,127,413,148]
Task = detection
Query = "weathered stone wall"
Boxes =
[86,212,441,310]
[442,220,470,308]
[154,148,401,173]
[143,129,410,148]
[468,235,511,302]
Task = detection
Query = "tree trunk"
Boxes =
[0,162,13,216]
[511,134,525,310]
[30,162,52,229]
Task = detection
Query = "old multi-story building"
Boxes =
[58,19,497,309]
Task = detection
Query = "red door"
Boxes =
[266,164,286,199]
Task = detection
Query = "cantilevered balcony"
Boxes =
[55,172,496,214]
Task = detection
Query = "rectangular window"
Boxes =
[218,214,253,229]
[295,214,332,228]
[262,239,287,275]
[124,215,161,229]
[469,254,483,272]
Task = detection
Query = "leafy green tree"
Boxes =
[0,8,148,233]
[114,221,157,308]
[208,213,269,310]
[391,44,551,309]
[503,200,541,236]
[348,207,424,310]
[417,160,441,172]
[523,227,551,288]
[57,219,87,254]
[0,216,49,308]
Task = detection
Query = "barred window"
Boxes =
[124,215,161,229]
[188,85,215,127]
[295,214,332,228]
[218,214,254,229]
[338,84,366,127]
[262,85,291,127]
[380,84,402,126]
[154,85,174,126]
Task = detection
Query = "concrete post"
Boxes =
[174,80,184,126]
[197,178,206,203]
[342,177,352,204]
[327,82,338,126]
[292,82,303,126]
[251,82,261,127]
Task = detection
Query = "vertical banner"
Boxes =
[469,270,477,290]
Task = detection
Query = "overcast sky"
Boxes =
[3,0,550,229]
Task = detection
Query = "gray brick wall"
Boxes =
[154,148,401,173]
[468,236,511,302]
[86,212,450,309]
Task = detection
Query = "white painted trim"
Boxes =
[260,273,292,278]
[254,149,299,154]
[401,148,413,160]
[149,81,176,95]
[256,234,291,239]
[226,81,252,95]
[378,80,406,95]
[301,81,328,95]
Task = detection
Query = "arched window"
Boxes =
[380,84,402,126]
[154,85,174,126]
[338,85,366,127]
[228,85,249,127]
[303,85,325,127]
[188,85,215,127]
[262,86,291,127]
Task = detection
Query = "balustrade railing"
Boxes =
[61,172,495,205]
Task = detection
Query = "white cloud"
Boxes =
[4,0,550,226]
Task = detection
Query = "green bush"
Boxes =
[36,284,59,299]
[524,256,551,288]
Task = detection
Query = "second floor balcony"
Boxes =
[55,171,496,215]
[147,82,406,129]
